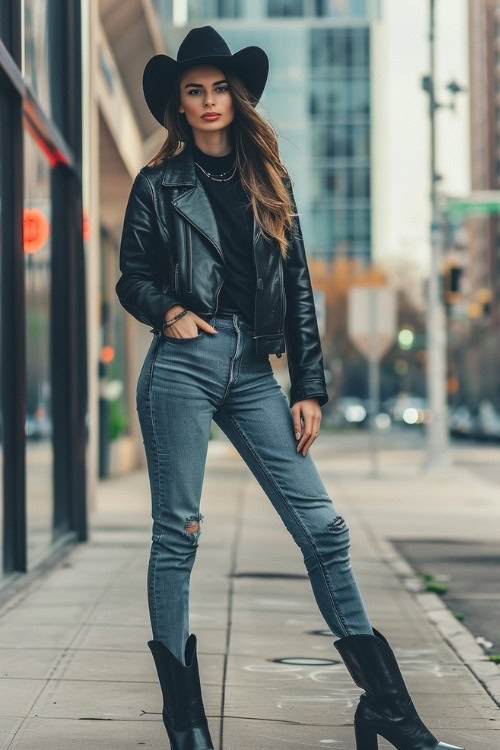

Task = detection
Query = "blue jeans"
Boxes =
[136,310,374,665]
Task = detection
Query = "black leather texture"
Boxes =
[115,140,328,408]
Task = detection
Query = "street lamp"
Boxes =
[420,0,466,470]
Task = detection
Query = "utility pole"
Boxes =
[421,0,451,469]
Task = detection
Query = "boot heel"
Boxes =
[354,720,378,750]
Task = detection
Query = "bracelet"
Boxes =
[163,308,187,329]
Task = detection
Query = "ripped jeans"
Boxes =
[136,310,374,665]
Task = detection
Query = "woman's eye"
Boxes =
[188,86,229,95]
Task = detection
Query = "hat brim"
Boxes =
[143,46,269,127]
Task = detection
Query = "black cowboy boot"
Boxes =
[333,627,465,750]
[148,633,214,749]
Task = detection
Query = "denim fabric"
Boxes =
[136,310,374,665]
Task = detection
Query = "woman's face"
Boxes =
[178,64,234,136]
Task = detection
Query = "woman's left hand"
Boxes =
[292,398,321,456]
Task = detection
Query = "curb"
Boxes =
[375,535,500,708]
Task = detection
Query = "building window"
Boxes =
[268,0,304,16]
[309,24,371,259]
[310,26,369,71]
[24,0,54,120]
[1,0,87,582]
[24,130,55,567]
[216,0,241,16]
[316,0,368,17]
[0,2,12,48]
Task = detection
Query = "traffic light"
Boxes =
[443,263,462,303]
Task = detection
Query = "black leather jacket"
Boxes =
[115,141,328,408]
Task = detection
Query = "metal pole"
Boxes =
[424,0,451,469]
[368,289,380,478]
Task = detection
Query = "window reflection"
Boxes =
[24,0,53,119]
[309,26,371,259]
[24,130,54,567]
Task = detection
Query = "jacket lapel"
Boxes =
[161,141,262,264]
[162,143,224,260]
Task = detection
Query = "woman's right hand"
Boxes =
[163,305,217,338]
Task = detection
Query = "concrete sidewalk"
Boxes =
[0,434,499,749]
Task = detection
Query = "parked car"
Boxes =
[472,400,500,442]
[383,393,429,427]
[25,411,52,440]
[449,401,500,442]
[329,396,368,428]
[448,405,475,439]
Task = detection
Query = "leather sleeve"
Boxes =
[282,179,329,409]
[115,170,183,332]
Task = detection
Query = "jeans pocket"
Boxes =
[161,329,205,343]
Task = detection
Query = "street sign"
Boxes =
[347,286,397,361]
[446,191,500,215]
[347,286,397,479]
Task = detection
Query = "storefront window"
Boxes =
[24,129,54,567]
[99,229,129,476]
[0,3,12,47]
[24,0,53,120]
[0,93,5,575]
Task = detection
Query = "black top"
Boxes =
[192,141,256,325]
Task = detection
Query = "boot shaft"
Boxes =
[148,634,207,730]
[334,627,411,713]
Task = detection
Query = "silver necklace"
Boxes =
[194,159,238,182]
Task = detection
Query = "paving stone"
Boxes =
[29,677,222,722]
[4,716,221,749]
[0,678,47,718]
[0,648,63,680]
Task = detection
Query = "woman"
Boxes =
[116,25,464,750]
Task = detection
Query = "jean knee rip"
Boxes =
[327,515,348,532]
[183,512,205,543]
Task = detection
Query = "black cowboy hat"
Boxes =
[142,25,269,127]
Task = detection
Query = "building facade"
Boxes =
[467,0,498,318]
[448,0,500,407]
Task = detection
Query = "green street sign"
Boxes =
[446,199,500,215]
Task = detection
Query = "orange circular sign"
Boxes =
[23,207,50,254]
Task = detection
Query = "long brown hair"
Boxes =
[145,65,297,260]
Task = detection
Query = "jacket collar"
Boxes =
[161,141,197,187]
[161,141,260,257]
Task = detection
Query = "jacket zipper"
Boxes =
[174,262,179,295]
[186,223,192,293]
[279,254,286,329]
[175,251,225,318]
[172,201,225,265]
[252,225,261,333]
[214,273,226,316]
[172,201,228,317]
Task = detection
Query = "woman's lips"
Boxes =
[202,114,221,120]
